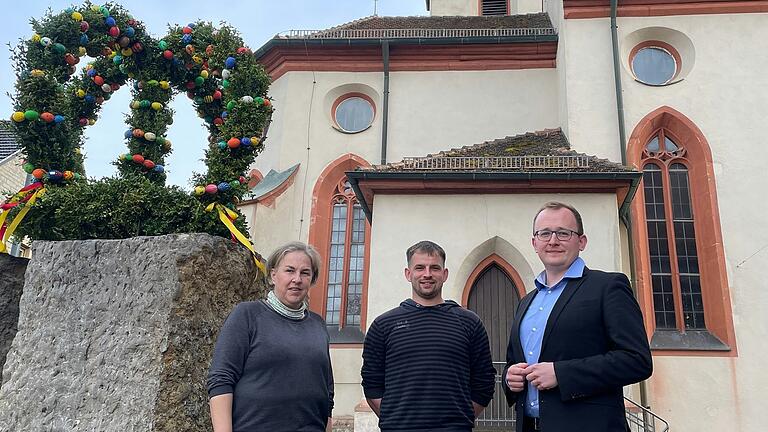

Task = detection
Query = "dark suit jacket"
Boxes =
[503,268,652,432]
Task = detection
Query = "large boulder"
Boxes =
[0,253,28,374]
[0,234,265,432]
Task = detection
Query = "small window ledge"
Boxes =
[328,325,365,344]
[650,329,730,351]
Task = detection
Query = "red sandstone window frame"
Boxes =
[308,154,372,344]
[628,106,737,356]
[629,40,681,86]
[331,93,376,134]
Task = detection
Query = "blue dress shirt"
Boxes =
[519,257,585,417]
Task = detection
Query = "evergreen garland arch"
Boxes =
[2,2,272,247]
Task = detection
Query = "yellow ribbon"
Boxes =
[206,202,266,275]
[0,187,45,253]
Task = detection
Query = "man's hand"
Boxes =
[366,398,382,417]
[505,362,529,392]
[523,362,558,391]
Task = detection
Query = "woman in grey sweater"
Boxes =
[208,242,334,432]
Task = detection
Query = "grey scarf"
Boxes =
[265,290,307,320]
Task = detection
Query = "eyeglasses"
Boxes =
[533,229,581,242]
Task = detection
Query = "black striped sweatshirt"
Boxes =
[361,299,496,432]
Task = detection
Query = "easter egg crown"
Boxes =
[2,2,272,248]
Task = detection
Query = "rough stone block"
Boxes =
[0,234,265,432]
[0,253,28,374]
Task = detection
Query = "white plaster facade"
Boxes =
[242,1,768,428]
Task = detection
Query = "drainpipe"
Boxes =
[381,40,390,165]
[611,0,649,411]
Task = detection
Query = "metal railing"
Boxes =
[477,363,670,432]
[625,396,670,432]
[399,155,591,170]
[475,362,516,429]
[277,28,556,40]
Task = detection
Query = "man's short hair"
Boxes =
[532,201,584,235]
[406,240,446,266]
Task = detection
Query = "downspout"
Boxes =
[381,40,390,165]
[611,0,649,410]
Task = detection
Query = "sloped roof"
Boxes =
[323,13,553,32]
[0,121,20,161]
[246,164,300,200]
[364,129,634,173]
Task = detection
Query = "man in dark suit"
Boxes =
[504,201,652,432]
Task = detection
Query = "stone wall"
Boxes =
[0,253,28,374]
[0,234,265,432]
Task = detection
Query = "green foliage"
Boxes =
[4,1,272,242]
[11,176,246,241]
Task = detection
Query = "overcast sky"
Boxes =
[1,1,427,189]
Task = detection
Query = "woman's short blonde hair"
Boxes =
[266,241,321,286]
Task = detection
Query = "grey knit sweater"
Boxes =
[207,301,334,432]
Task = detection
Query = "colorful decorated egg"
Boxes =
[132,154,145,164]
[144,132,156,141]
[205,184,218,194]
[11,112,25,122]
[227,137,240,148]
[151,102,163,111]
[24,110,39,121]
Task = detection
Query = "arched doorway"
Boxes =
[467,262,521,429]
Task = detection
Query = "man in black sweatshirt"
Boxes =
[361,240,496,432]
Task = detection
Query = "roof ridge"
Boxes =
[420,128,566,159]
[321,15,378,32]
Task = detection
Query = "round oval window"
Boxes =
[632,46,677,86]
[335,96,374,133]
